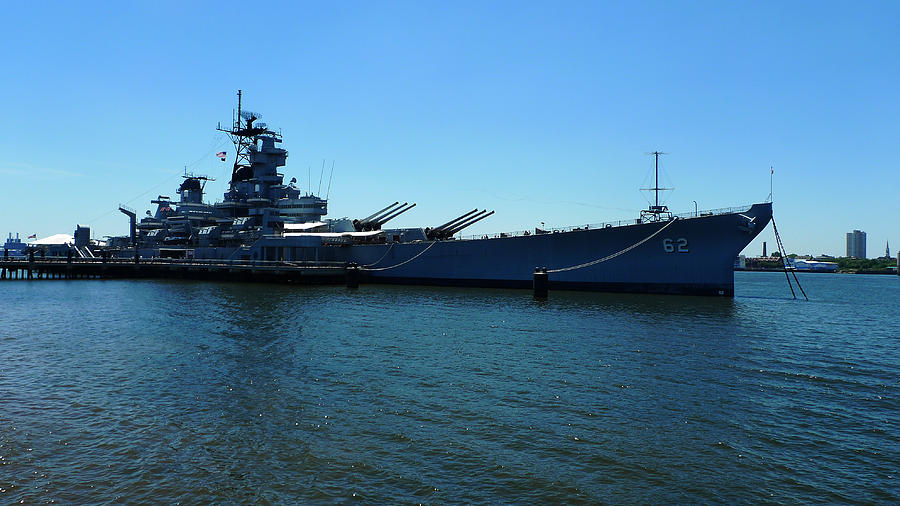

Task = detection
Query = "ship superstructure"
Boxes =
[104,91,772,295]
[3,233,28,257]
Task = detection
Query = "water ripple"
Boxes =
[0,274,897,502]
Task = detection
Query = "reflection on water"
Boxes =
[0,273,897,503]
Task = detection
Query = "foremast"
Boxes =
[640,150,673,222]
[216,89,282,188]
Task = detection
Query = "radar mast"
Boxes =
[217,90,281,187]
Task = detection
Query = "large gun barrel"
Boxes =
[444,210,495,236]
[367,202,405,224]
[361,201,400,223]
[371,202,416,229]
[355,201,402,231]
[429,209,479,234]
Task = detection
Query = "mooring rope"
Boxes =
[771,216,808,301]
[362,242,395,268]
[547,218,678,273]
[361,241,437,271]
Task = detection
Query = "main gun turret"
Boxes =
[353,202,417,231]
[426,209,495,240]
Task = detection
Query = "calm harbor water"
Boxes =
[1,271,897,503]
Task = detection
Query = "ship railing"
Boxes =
[0,257,347,269]
[672,204,754,220]
[126,258,347,267]
[453,204,754,241]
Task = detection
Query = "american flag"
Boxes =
[216,151,227,160]
[28,234,36,239]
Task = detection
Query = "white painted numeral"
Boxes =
[663,238,689,253]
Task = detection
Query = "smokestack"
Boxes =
[763,241,767,257]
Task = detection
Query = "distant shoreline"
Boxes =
[736,268,897,275]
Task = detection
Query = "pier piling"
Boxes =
[533,267,549,299]
[346,264,360,289]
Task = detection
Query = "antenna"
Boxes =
[235,89,240,128]
[326,160,335,200]
[768,166,774,203]
[318,159,325,196]
[651,151,666,208]
[639,150,673,222]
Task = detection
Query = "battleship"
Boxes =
[97,91,772,296]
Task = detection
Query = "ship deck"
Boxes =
[450,204,755,241]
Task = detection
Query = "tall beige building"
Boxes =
[846,230,866,258]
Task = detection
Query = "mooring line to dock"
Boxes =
[362,242,396,268]
[547,218,678,273]
[771,216,808,301]
[362,241,437,271]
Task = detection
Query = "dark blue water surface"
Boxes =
[1,272,897,503]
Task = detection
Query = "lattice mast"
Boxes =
[216,90,280,187]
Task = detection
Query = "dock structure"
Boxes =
[0,256,353,285]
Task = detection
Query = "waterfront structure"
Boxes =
[846,230,866,258]
[90,91,773,296]
[3,233,28,257]
[790,258,839,272]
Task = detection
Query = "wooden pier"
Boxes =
[0,256,355,285]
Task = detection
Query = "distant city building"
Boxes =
[789,258,839,272]
[886,240,891,259]
[846,230,866,258]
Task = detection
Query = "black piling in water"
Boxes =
[346,263,360,289]
[533,267,549,299]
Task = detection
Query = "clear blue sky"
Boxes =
[2,1,897,257]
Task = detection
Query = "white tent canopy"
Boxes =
[28,234,74,245]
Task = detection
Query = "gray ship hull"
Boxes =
[334,202,772,296]
[131,203,770,296]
